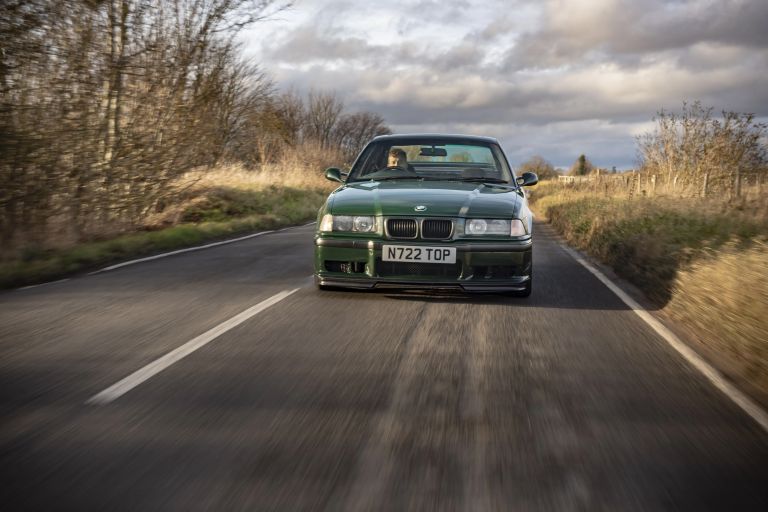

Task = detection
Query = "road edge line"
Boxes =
[12,223,318,290]
[86,288,299,405]
[559,244,768,433]
[87,230,276,275]
[17,278,70,291]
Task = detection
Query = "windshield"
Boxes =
[348,139,514,183]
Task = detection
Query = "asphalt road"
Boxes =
[1,222,766,511]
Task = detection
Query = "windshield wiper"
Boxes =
[458,177,509,184]
[371,175,424,181]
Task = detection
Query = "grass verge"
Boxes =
[530,181,768,402]
[2,168,334,290]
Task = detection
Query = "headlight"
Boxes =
[334,215,354,231]
[466,218,509,235]
[319,214,377,233]
[466,219,488,235]
[353,216,375,232]
[464,219,527,236]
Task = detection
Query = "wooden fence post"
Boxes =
[702,172,709,198]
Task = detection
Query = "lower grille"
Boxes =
[422,219,452,239]
[473,265,517,279]
[325,261,365,273]
[387,218,417,238]
[376,259,461,278]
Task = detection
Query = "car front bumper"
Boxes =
[314,237,532,292]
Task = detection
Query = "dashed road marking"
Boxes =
[86,288,299,405]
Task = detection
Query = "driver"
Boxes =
[387,148,409,171]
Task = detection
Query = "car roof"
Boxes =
[371,133,500,144]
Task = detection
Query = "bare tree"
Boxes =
[0,0,290,251]
[638,102,767,197]
[305,90,344,149]
[518,155,559,180]
[332,111,391,163]
[275,89,306,144]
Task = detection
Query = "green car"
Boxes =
[314,134,538,296]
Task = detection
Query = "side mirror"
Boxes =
[516,172,538,187]
[325,167,344,183]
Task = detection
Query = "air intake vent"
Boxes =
[422,219,452,239]
[376,259,461,278]
[387,218,417,238]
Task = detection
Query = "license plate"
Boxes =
[382,245,456,264]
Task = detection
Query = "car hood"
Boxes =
[329,180,522,218]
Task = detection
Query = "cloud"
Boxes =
[265,25,376,63]
[262,19,490,72]
[272,53,768,126]
[243,0,768,167]
[505,0,768,69]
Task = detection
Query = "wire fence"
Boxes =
[557,170,766,201]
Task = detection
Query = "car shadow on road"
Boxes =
[325,285,633,311]
[384,291,629,310]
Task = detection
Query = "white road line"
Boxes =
[281,222,316,231]
[88,230,276,275]
[89,222,317,275]
[86,288,299,405]
[560,244,768,433]
[17,278,70,291]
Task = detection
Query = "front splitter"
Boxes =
[316,275,530,293]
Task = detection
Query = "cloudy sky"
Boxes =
[241,0,768,169]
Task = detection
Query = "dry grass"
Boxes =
[530,180,768,401]
[2,159,338,289]
[666,240,768,396]
[147,162,335,228]
[176,160,335,192]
